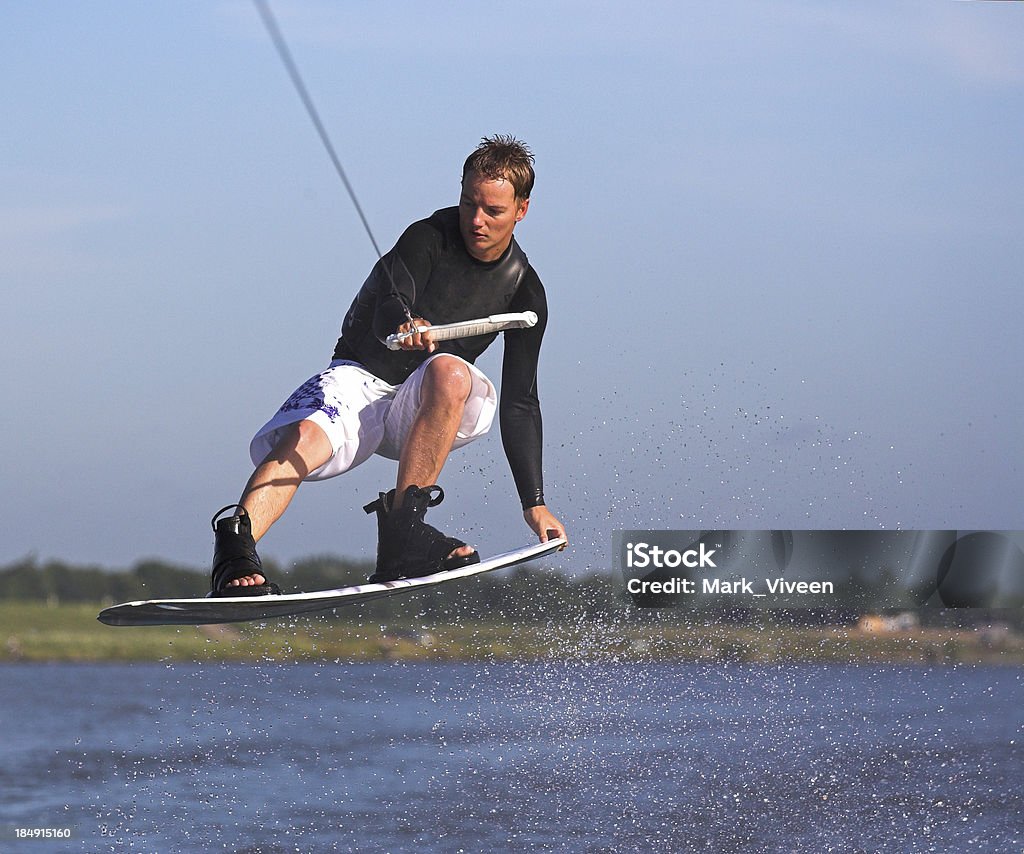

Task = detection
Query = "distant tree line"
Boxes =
[0,555,627,623]
[2,556,1018,629]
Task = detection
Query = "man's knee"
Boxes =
[422,356,472,405]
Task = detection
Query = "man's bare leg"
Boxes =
[393,356,475,559]
[224,419,333,588]
[227,357,471,589]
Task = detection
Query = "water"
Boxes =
[1,661,1021,853]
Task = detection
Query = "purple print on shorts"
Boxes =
[280,374,341,422]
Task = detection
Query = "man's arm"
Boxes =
[500,272,567,543]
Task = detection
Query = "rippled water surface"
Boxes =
[2,661,1021,852]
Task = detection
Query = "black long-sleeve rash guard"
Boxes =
[333,207,548,510]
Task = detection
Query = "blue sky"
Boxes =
[3,1,1023,575]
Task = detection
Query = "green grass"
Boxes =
[1,601,1022,665]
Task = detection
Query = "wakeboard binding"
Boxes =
[364,484,479,583]
[209,505,282,597]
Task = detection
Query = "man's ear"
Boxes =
[515,197,530,223]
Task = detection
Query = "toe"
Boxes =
[227,574,265,587]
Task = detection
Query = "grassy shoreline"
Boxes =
[2,602,1023,665]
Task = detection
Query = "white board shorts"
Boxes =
[249,354,497,482]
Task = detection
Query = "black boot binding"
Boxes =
[364,485,479,583]
[208,505,282,597]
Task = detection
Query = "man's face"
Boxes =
[459,171,529,262]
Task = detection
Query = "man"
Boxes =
[209,135,567,596]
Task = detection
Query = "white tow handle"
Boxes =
[385,311,538,350]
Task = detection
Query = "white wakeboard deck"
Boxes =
[97,537,566,627]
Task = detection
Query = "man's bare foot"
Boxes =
[225,573,266,588]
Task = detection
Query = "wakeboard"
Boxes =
[97,537,566,627]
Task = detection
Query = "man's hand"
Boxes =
[396,317,435,353]
[524,505,568,546]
